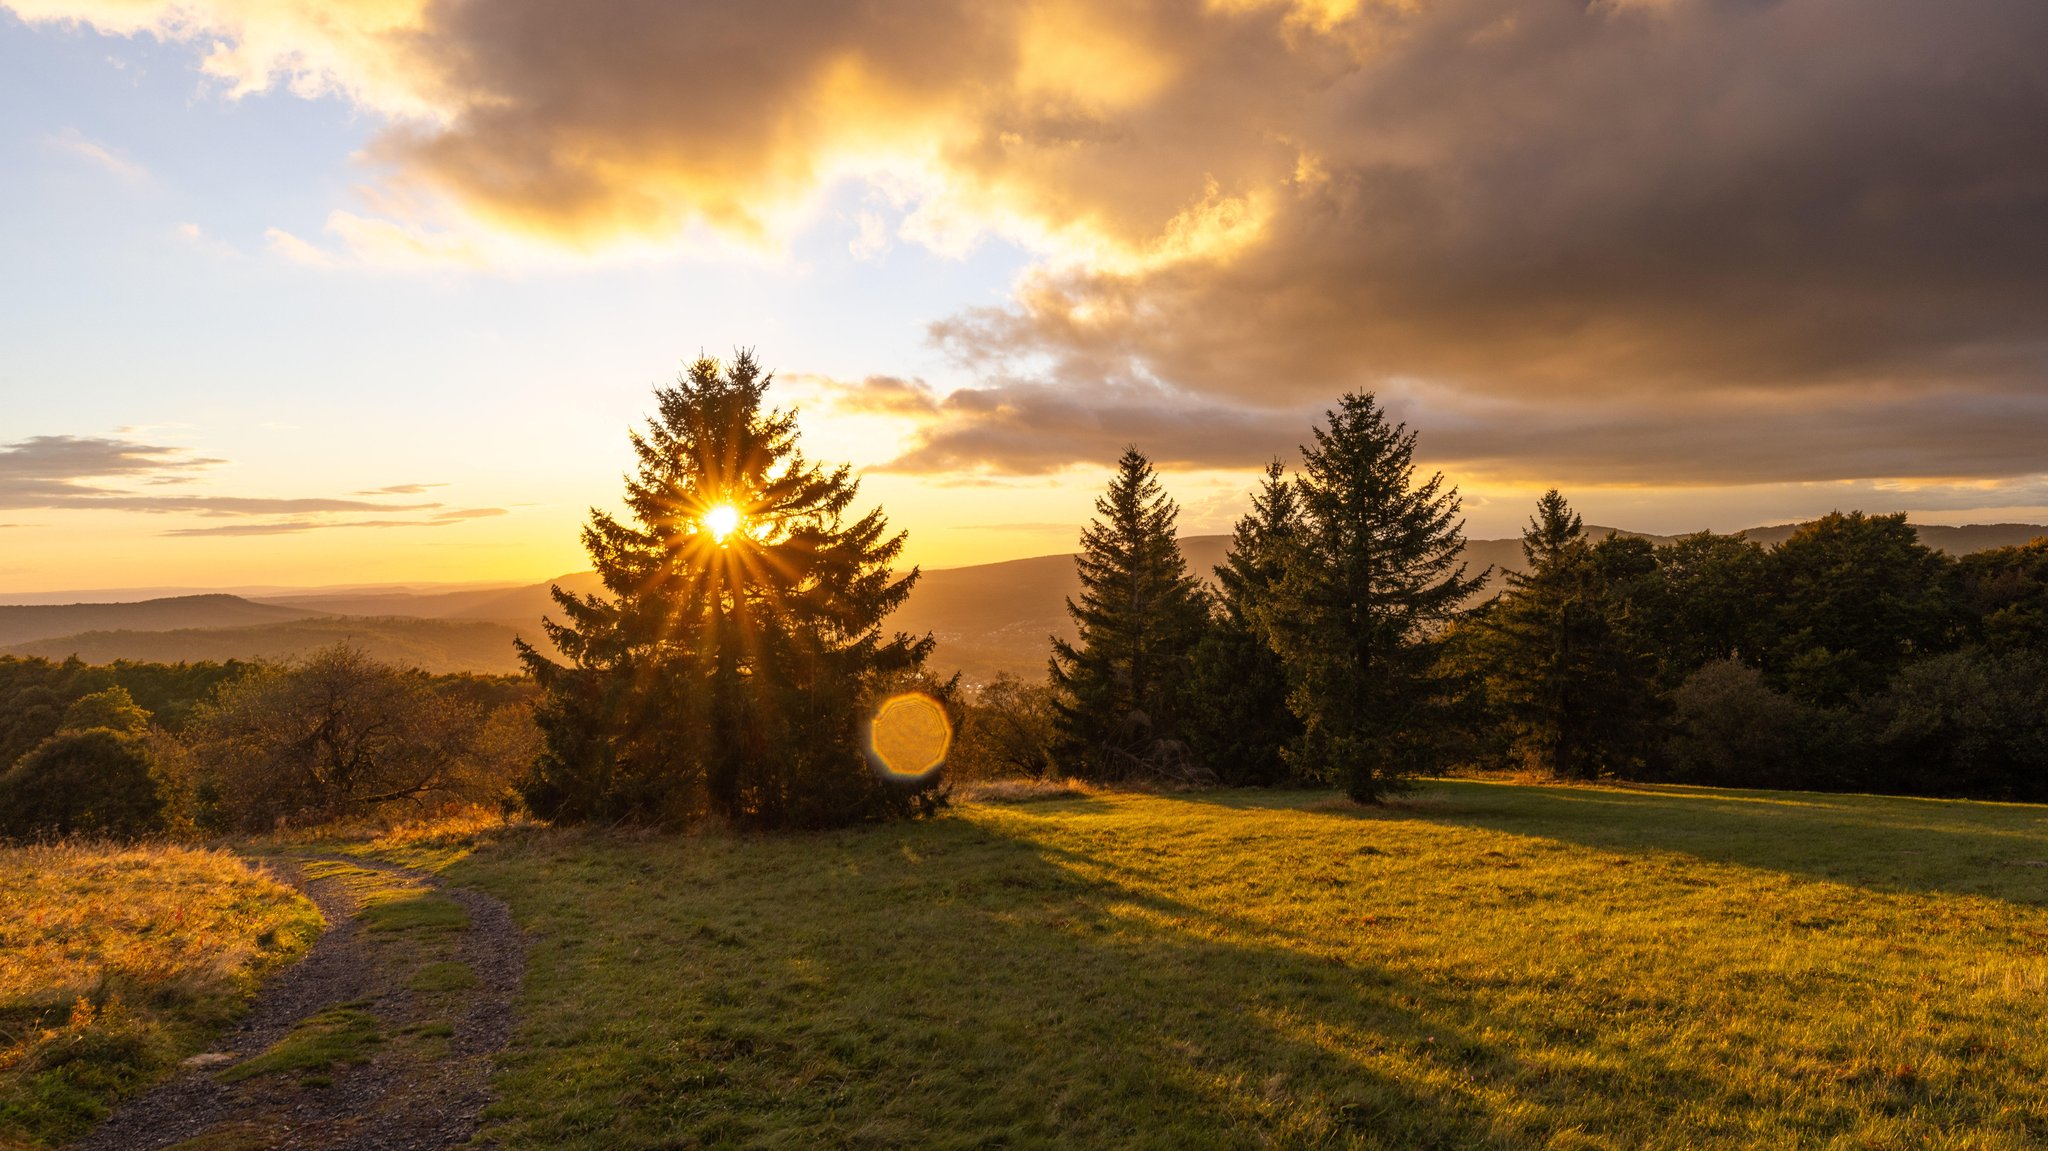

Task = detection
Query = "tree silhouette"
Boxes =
[1049,447,1209,781]
[519,351,935,828]
[1475,490,1658,779]
[1263,393,1484,801]
[1185,460,1301,786]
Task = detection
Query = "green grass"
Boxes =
[407,962,479,993]
[357,894,468,933]
[439,780,2048,1150]
[216,1006,381,1083]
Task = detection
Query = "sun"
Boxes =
[703,503,742,542]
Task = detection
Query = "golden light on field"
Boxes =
[867,692,952,780]
[703,504,742,543]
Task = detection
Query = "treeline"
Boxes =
[0,645,536,840]
[953,392,2048,803]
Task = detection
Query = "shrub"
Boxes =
[1661,659,1830,790]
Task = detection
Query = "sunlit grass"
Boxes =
[438,780,2048,1150]
[0,843,320,1148]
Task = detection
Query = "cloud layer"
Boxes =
[13,0,2048,487]
[0,434,503,532]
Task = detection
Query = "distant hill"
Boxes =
[2,617,529,675]
[0,594,321,648]
[255,573,606,622]
[8,520,2041,681]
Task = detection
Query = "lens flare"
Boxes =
[867,692,952,780]
[704,503,741,542]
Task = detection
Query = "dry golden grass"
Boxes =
[0,842,320,1149]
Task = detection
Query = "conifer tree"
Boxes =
[1478,490,1658,779]
[1263,393,1484,801]
[518,351,935,828]
[1049,447,1209,780]
[1184,461,1301,785]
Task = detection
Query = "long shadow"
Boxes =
[1173,780,2048,906]
[459,812,1740,1150]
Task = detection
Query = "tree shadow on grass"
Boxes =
[1188,780,2048,906]
[467,814,1733,1150]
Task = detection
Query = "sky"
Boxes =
[2,0,2045,595]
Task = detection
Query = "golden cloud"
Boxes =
[13,0,2048,488]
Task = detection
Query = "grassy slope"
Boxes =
[440,782,2048,1151]
[0,844,321,1149]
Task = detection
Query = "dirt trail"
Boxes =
[72,855,526,1151]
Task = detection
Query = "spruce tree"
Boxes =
[518,351,935,828]
[1184,461,1301,785]
[1049,447,1209,780]
[1263,393,1485,801]
[1478,490,1658,779]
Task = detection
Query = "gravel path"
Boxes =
[71,854,527,1151]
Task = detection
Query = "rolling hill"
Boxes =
[6,520,2041,681]
[0,594,322,648]
[1,617,530,675]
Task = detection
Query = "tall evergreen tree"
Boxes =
[1049,447,1209,780]
[1184,460,1301,785]
[518,351,935,828]
[1263,393,1485,801]
[1477,490,1659,780]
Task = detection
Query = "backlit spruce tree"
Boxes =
[1049,447,1210,781]
[1262,393,1485,802]
[1184,460,1302,786]
[517,351,936,828]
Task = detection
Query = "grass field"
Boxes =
[0,844,320,1149]
[435,781,2048,1151]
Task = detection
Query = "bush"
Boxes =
[183,645,487,831]
[0,728,165,840]
[0,687,167,840]
[1661,659,1831,790]
[951,675,1057,781]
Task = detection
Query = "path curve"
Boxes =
[72,854,526,1151]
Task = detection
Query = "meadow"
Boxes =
[0,844,319,1148]
[434,781,2048,1150]
[9,781,2048,1150]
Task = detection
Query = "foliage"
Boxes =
[1048,448,1211,781]
[1660,658,1832,790]
[519,351,935,828]
[184,644,482,831]
[1760,511,1960,704]
[1865,647,2048,801]
[1471,492,1660,779]
[1955,537,2048,653]
[1261,393,1485,801]
[443,783,2048,1151]
[1633,531,1770,681]
[950,674,1058,781]
[0,687,167,840]
[1183,461,1300,786]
